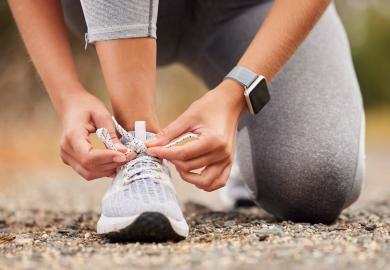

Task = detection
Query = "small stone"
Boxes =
[223,220,236,227]
[0,219,7,228]
[258,226,284,237]
[365,223,377,231]
[0,233,15,244]
[258,234,269,241]
[84,233,91,239]
[25,219,36,227]
[15,237,34,245]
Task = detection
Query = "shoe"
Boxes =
[220,147,257,209]
[220,126,258,209]
[96,119,189,242]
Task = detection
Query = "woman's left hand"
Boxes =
[146,80,246,191]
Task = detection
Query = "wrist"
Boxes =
[50,81,88,114]
[215,79,247,114]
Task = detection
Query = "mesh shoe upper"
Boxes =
[97,121,185,222]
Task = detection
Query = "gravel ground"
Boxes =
[0,202,389,270]
[0,147,389,270]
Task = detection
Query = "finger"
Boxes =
[203,164,232,192]
[92,113,127,153]
[91,151,137,170]
[177,160,230,189]
[171,151,226,172]
[91,161,126,171]
[68,135,127,168]
[62,151,116,180]
[147,135,218,161]
[146,114,190,147]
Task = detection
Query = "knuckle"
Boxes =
[180,162,191,172]
[80,156,92,168]
[226,154,233,163]
[177,149,188,160]
[202,184,215,192]
[64,129,76,139]
[95,112,110,120]
[202,177,214,188]
[83,171,94,181]
[178,170,186,179]
[221,147,230,158]
[215,136,226,147]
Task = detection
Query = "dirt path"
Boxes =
[0,147,389,270]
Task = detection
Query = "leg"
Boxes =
[62,0,160,132]
[96,39,160,133]
[181,2,364,223]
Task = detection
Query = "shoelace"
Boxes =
[96,118,165,186]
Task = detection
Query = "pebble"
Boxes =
[364,223,377,231]
[0,233,15,244]
[0,219,7,228]
[258,226,284,237]
[223,220,236,227]
[25,219,36,227]
[15,237,34,245]
[0,200,389,270]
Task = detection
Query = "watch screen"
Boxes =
[249,79,270,114]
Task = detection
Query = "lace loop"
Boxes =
[96,118,166,188]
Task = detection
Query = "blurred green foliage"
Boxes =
[349,9,390,107]
[0,1,389,109]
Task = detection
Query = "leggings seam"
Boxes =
[148,0,154,37]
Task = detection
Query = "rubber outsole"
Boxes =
[104,212,186,243]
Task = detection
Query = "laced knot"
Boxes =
[96,118,163,186]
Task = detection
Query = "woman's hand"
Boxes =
[59,90,135,180]
[147,80,246,191]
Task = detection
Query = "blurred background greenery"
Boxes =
[0,1,389,170]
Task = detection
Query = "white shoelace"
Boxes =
[96,118,165,186]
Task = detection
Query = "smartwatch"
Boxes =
[225,66,270,115]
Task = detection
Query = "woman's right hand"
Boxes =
[59,90,135,180]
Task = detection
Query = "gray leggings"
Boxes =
[62,0,365,224]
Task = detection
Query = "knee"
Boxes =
[257,151,358,224]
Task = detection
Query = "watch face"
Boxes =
[249,78,270,114]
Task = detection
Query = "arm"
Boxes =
[9,0,130,180]
[238,0,330,80]
[147,0,331,191]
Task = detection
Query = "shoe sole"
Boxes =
[97,212,188,243]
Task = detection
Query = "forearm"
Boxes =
[9,0,83,113]
[238,0,331,81]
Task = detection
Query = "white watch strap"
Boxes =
[225,66,258,88]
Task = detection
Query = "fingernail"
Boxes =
[113,155,126,162]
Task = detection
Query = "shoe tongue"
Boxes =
[134,121,146,142]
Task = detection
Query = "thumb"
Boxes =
[147,114,189,147]
[92,113,127,153]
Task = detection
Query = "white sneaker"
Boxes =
[96,119,189,242]
[220,127,257,209]
[220,160,257,209]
